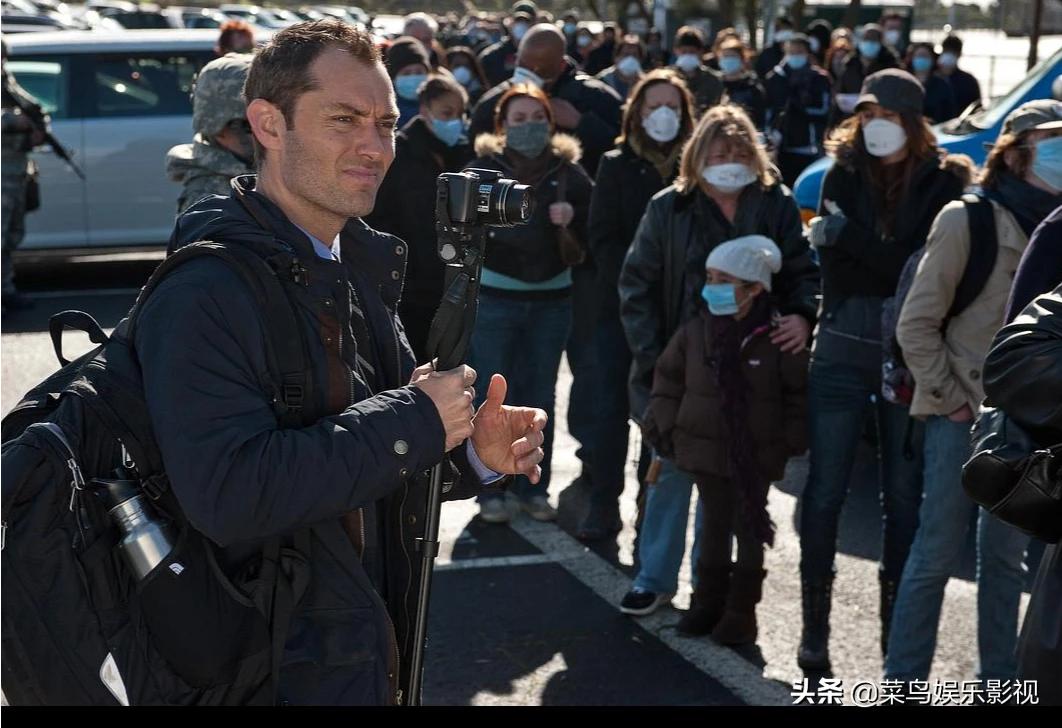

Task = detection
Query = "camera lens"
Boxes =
[493,180,534,226]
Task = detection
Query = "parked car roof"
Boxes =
[4,28,230,52]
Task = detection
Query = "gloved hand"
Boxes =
[808,213,846,249]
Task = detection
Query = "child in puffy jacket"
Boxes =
[642,235,809,644]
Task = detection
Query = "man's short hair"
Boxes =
[418,74,468,107]
[879,11,904,26]
[674,25,706,50]
[404,12,438,35]
[244,20,380,164]
[941,34,963,55]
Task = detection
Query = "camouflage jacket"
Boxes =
[165,134,253,214]
[1,68,46,171]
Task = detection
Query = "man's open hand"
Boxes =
[471,374,548,484]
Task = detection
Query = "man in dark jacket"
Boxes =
[469,23,622,178]
[364,75,474,363]
[984,286,1062,704]
[830,24,899,127]
[585,22,618,76]
[477,10,534,88]
[764,34,832,186]
[137,20,547,706]
[937,34,982,114]
[754,15,794,80]
[669,25,725,114]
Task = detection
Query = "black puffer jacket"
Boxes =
[618,179,820,420]
[764,63,832,153]
[469,59,622,177]
[363,116,474,361]
[589,143,673,319]
[142,178,486,705]
[816,148,973,315]
[983,287,1062,704]
[466,132,593,285]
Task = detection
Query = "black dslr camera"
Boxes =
[435,169,534,262]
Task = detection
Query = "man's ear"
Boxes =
[246,98,285,156]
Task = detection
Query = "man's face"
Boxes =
[267,48,399,219]
[517,43,565,86]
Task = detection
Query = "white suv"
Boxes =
[5,29,223,253]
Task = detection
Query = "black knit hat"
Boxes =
[385,36,431,79]
[856,68,924,116]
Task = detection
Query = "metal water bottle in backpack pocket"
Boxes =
[91,471,176,580]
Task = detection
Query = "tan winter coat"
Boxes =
[896,198,1030,418]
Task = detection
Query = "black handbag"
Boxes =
[962,406,1062,544]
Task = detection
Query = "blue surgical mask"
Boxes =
[912,56,933,74]
[564,22,577,35]
[701,283,740,316]
[1032,136,1062,192]
[786,54,808,70]
[395,74,426,101]
[430,117,465,147]
[859,40,881,59]
[719,55,744,75]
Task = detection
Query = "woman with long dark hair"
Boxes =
[798,69,974,672]
[580,69,697,542]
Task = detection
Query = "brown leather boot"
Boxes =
[710,568,766,646]
[677,566,730,636]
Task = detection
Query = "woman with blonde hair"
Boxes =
[617,103,819,621]
[580,69,696,542]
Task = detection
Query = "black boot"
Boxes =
[879,573,900,659]
[711,567,766,646]
[576,504,623,541]
[677,566,730,636]
[797,576,833,671]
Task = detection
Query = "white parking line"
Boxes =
[435,554,557,571]
[508,517,794,707]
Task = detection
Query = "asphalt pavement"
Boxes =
[1,257,1039,706]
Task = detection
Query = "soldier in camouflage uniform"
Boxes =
[2,39,48,312]
[166,53,255,214]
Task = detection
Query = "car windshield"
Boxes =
[943,47,1062,134]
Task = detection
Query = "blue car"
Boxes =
[792,46,1062,219]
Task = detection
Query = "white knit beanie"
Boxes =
[704,234,783,292]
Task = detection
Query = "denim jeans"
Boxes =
[566,263,600,472]
[632,456,704,595]
[885,416,1030,681]
[586,310,632,513]
[800,356,925,582]
[470,291,572,500]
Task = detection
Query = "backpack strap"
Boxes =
[948,193,999,322]
[125,241,312,429]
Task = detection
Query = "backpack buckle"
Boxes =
[282,383,304,411]
[140,473,169,501]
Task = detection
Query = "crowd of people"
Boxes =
[155,0,1062,691]
[3,0,1059,706]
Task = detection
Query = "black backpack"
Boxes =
[881,193,1000,406]
[2,240,314,705]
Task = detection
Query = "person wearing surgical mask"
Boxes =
[385,36,432,128]
[754,16,795,80]
[617,104,819,618]
[364,75,473,363]
[825,28,854,83]
[903,43,957,123]
[669,25,724,114]
[936,34,982,115]
[585,22,619,76]
[879,12,907,56]
[582,70,697,543]
[830,24,899,128]
[464,84,595,526]
[640,235,808,644]
[717,37,767,129]
[595,34,647,99]
[477,10,535,87]
[572,26,596,67]
[885,98,1062,693]
[445,46,489,104]
[764,34,833,185]
[799,68,974,674]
